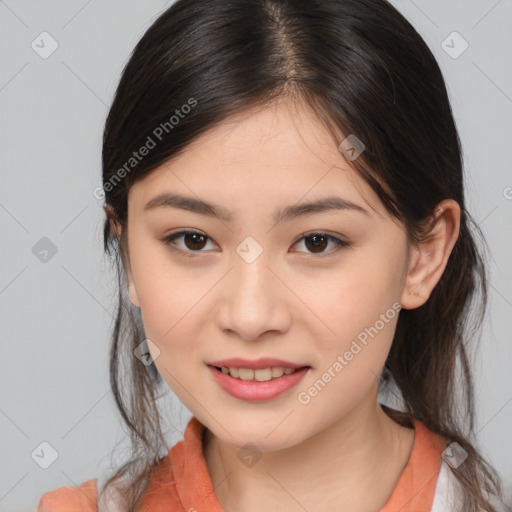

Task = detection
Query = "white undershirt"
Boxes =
[431,459,509,512]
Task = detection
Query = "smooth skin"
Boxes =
[111,97,460,512]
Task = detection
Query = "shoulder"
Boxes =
[37,478,97,512]
[37,417,207,512]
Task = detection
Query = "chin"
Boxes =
[210,422,306,453]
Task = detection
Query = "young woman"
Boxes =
[38,0,506,511]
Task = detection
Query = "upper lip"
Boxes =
[207,357,309,370]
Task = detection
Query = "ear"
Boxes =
[400,199,461,310]
[104,205,140,308]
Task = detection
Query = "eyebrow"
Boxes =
[143,193,371,224]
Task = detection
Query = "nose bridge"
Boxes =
[232,241,275,308]
[217,239,288,339]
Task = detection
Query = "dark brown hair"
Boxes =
[99,0,504,510]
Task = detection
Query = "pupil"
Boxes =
[185,233,206,250]
[306,235,327,253]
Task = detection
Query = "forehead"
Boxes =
[128,99,385,220]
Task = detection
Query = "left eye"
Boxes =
[161,230,349,256]
[292,231,350,255]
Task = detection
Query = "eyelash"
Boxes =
[160,229,350,258]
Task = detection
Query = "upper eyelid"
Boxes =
[164,228,344,241]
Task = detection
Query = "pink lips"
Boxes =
[206,358,310,402]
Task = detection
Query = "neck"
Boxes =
[203,386,415,512]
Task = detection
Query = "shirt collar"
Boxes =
[161,415,445,512]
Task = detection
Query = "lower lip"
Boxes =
[207,365,310,402]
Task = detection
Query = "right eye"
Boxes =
[161,229,218,256]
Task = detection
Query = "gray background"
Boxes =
[1,1,511,510]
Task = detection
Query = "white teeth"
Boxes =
[238,368,254,381]
[219,366,300,381]
[272,367,284,377]
[254,368,272,381]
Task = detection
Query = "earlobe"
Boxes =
[400,199,461,310]
[124,246,140,309]
[128,272,141,308]
[400,245,426,310]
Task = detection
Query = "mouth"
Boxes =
[207,363,311,401]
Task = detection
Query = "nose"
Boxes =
[215,252,291,342]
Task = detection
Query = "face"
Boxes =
[123,98,412,451]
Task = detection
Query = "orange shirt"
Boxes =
[38,416,446,512]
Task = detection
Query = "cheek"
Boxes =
[314,246,404,348]
[135,270,207,403]
[301,247,405,411]
[296,267,401,426]
[129,242,204,350]
[137,272,205,346]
